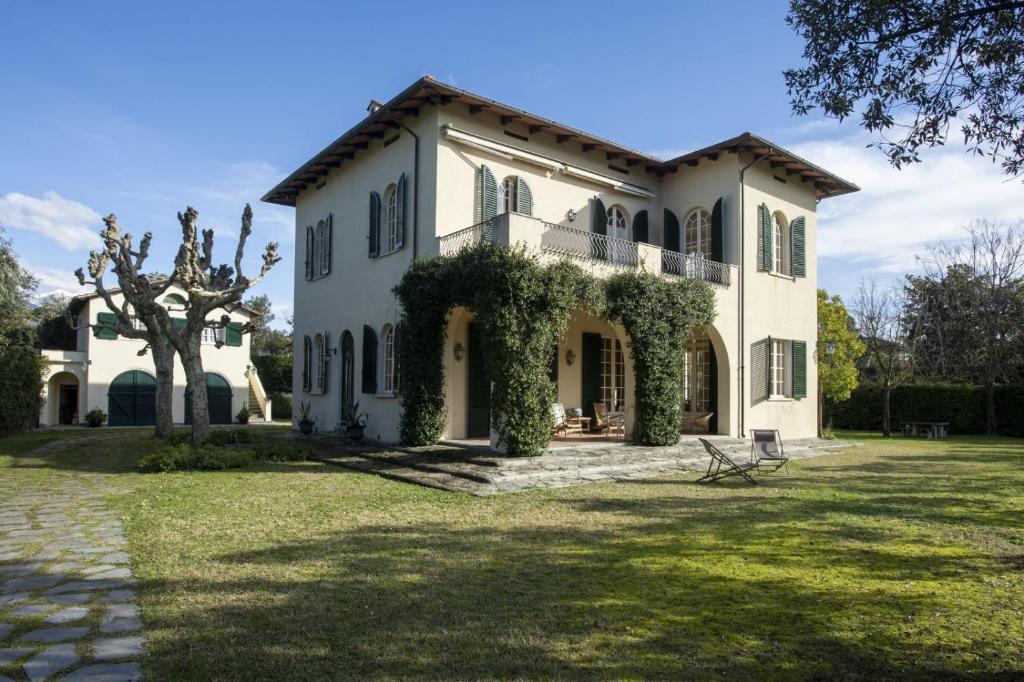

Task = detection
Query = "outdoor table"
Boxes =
[566,416,592,433]
[902,421,949,439]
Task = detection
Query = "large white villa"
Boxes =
[264,77,857,443]
[38,285,271,427]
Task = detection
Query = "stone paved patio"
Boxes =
[0,441,145,681]
[319,436,849,495]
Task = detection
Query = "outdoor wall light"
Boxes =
[566,349,576,366]
[566,209,577,222]
[454,343,465,361]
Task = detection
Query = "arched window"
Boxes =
[163,293,186,308]
[498,176,519,214]
[685,209,712,257]
[302,336,312,393]
[773,213,788,274]
[606,205,629,241]
[339,331,355,415]
[381,325,396,394]
[383,184,398,253]
[312,334,326,394]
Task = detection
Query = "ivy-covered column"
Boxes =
[606,272,715,446]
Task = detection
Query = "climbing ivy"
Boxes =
[606,272,716,445]
[395,246,715,454]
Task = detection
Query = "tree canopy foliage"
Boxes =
[817,290,865,404]
[786,0,1024,177]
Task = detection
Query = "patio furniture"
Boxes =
[566,415,592,434]
[902,421,949,439]
[552,403,583,437]
[681,411,713,434]
[593,403,625,439]
[749,429,790,474]
[697,438,758,485]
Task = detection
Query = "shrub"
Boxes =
[269,392,292,421]
[236,403,250,425]
[139,436,313,471]
[0,344,45,436]
[257,441,313,462]
[84,409,107,428]
[207,429,256,446]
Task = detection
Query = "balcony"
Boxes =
[437,213,733,287]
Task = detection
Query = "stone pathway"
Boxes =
[0,466,144,681]
[319,436,849,495]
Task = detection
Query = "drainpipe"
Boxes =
[399,121,420,259]
[737,148,772,438]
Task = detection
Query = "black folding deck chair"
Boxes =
[750,429,790,475]
[697,438,758,485]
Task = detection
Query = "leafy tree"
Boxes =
[903,265,983,382]
[0,226,45,434]
[244,293,292,357]
[0,225,38,347]
[33,293,76,351]
[786,0,1024,177]
[817,290,866,434]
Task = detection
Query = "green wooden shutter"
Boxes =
[396,174,406,249]
[302,336,311,392]
[171,317,187,330]
[368,192,381,258]
[516,176,533,215]
[711,197,724,263]
[792,340,807,399]
[632,209,649,244]
[758,203,772,272]
[791,216,806,278]
[708,343,719,434]
[96,312,118,340]
[581,333,604,420]
[751,338,769,404]
[304,225,314,280]
[324,214,333,275]
[361,325,377,394]
[663,208,680,253]
[591,198,607,260]
[479,165,497,221]
[226,322,243,347]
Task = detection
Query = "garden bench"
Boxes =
[902,421,949,439]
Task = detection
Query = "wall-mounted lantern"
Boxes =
[566,349,576,366]
[566,209,577,223]
[454,343,465,362]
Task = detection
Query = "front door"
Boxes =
[466,322,490,438]
[108,370,157,426]
[59,385,77,425]
[581,333,603,420]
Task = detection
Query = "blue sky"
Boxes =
[3,1,1022,327]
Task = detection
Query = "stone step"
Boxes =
[319,455,496,494]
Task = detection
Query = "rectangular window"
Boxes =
[601,336,625,412]
[130,317,146,332]
[202,327,226,346]
[771,339,790,398]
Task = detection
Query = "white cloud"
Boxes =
[789,133,1024,275]
[26,262,90,297]
[0,191,101,249]
[187,161,294,240]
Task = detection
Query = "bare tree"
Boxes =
[75,215,178,438]
[853,279,922,437]
[920,220,1024,433]
[165,205,279,444]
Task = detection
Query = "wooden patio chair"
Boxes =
[593,403,625,439]
[749,429,790,475]
[552,403,582,437]
[697,438,758,485]
[681,411,713,434]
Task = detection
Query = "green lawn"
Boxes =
[2,430,1023,679]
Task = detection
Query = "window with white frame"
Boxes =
[685,209,712,257]
[130,316,147,332]
[383,184,398,253]
[773,213,788,275]
[601,336,626,412]
[498,176,519,214]
[381,325,396,394]
[606,205,629,240]
[201,326,226,346]
[771,338,790,398]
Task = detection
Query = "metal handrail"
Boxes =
[436,219,494,255]
[540,222,639,267]
[661,250,731,286]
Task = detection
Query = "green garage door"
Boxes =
[185,373,234,425]
[108,370,157,426]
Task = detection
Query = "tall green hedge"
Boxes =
[825,383,1024,436]
[0,343,45,435]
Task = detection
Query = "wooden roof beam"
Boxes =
[556,134,575,143]
[469,104,490,114]
[582,143,598,152]
[500,115,520,125]
[529,124,549,134]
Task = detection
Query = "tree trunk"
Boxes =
[882,383,892,437]
[181,335,211,445]
[985,379,997,435]
[150,338,175,439]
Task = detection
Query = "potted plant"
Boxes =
[341,401,369,443]
[84,409,107,428]
[297,401,315,435]
[236,403,250,425]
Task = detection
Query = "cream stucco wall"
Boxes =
[287,98,828,443]
[38,286,253,426]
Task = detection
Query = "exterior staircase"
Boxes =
[245,366,273,422]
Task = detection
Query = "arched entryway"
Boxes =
[680,327,731,435]
[466,320,491,438]
[339,330,355,422]
[46,371,80,425]
[185,372,234,425]
[108,370,157,426]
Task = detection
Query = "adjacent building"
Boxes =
[264,77,857,442]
